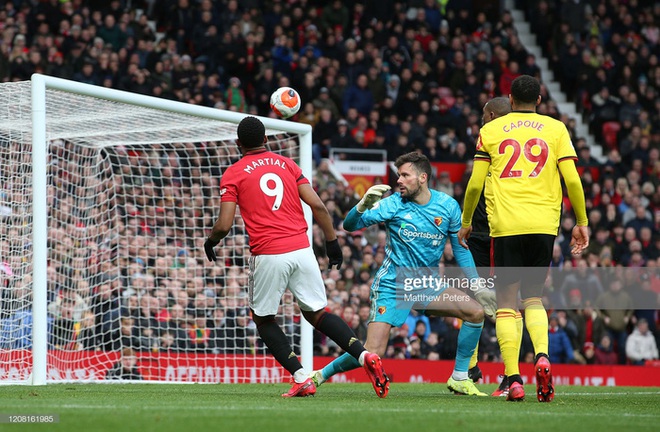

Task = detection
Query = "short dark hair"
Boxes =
[394,152,432,179]
[510,75,540,104]
[485,97,511,117]
[237,116,265,149]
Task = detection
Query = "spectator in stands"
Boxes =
[106,347,143,380]
[160,304,191,352]
[188,310,211,353]
[0,303,36,350]
[548,313,575,364]
[76,310,99,351]
[596,279,635,364]
[114,316,142,352]
[135,294,160,346]
[343,74,375,116]
[559,258,604,307]
[594,334,619,365]
[581,341,596,365]
[51,299,77,350]
[90,281,121,351]
[625,318,659,365]
[331,119,357,150]
[354,303,370,343]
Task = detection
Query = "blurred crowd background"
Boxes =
[0,0,658,368]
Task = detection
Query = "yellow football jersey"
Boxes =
[474,111,577,237]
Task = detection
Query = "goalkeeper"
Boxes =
[312,152,496,397]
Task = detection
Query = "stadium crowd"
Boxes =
[0,0,658,368]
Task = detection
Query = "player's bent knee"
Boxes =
[252,314,276,327]
[463,303,485,323]
[301,309,324,327]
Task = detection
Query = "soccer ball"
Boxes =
[270,87,301,119]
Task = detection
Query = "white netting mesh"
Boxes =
[0,80,303,383]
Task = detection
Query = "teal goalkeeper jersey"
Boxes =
[344,189,477,293]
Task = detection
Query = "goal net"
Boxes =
[0,75,313,384]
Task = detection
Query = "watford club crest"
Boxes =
[378,306,387,315]
[434,217,443,226]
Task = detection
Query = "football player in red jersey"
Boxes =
[204,116,389,397]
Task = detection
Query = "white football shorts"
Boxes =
[248,246,327,316]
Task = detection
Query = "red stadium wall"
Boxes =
[2,351,659,386]
[319,357,660,387]
[431,162,467,183]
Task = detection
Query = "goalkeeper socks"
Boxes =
[315,312,366,360]
[496,308,521,377]
[453,320,484,378]
[522,297,549,355]
[256,319,302,376]
[321,352,361,381]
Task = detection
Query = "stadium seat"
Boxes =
[602,121,621,150]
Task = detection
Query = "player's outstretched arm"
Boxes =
[205,201,237,262]
[558,159,589,255]
[298,183,342,269]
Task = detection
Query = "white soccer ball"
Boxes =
[269,87,301,119]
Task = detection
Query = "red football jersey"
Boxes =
[220,150,310,254]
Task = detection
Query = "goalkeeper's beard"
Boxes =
[400,181,422,200]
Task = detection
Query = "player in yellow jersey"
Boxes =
[459,75,589,402]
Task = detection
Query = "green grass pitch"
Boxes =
[0,383,658,431]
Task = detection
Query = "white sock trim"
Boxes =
[293,369,308,383]
[358,351,367,366]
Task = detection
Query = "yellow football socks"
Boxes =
[522,297,549,356]
[516,311,523,347]
[496,308,520,377]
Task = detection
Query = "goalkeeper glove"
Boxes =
[326,239,343,270]
[204,237,219,262]
[356,184,391,212]
[474,287,497,320]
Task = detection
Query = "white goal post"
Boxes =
[0,73,314,384]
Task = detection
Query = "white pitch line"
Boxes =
[4,404,659,419]
[560,391,660,396]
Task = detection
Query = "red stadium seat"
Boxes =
[602,121,621,150]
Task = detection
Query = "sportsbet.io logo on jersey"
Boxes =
[398,222,444,246]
